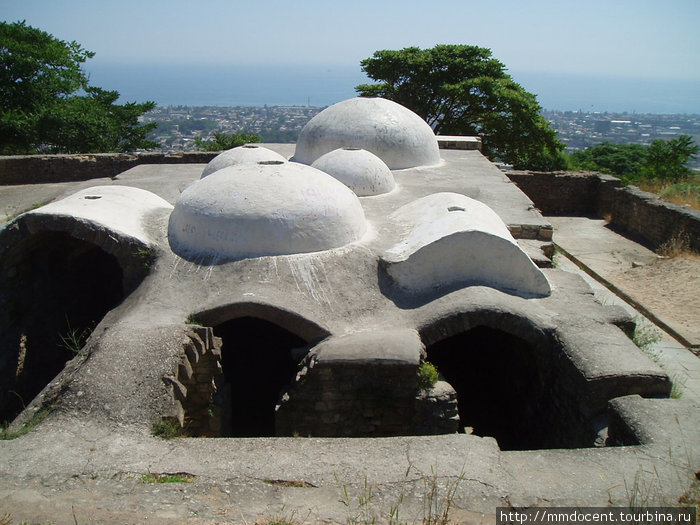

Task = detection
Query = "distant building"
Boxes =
[594,121,611,133]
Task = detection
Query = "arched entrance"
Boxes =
[213,316,310,437]
[0,232,125,424]
[425,324,551,450]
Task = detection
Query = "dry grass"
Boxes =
[657,232,699,259]
[637,179,700,210]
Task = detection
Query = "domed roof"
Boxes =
[169,161,367,260]
[292,98,441,169]
[201,144,287,178]
[311,148,395,196]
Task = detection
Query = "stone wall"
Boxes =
[275,357,421,437]
[507,170,700,252]
[163,326,224,437]
[275,355,459,437]
[604,184,700,252]
[0,152,217,185]
[275,329,459,437]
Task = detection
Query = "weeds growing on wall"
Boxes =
[630,320,686,399]
[151,418,182,439]
[0,404,56,440]
[186,314,204,326]
[134,246,157,270]
[417,362,439,392]
[657,231,697,258]
[58,319,91,356]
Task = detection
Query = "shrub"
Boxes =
[418,362,439,392]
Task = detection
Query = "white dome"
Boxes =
[311,148,395,196]
[169,161,367,260]
[201,144,287,178]
[292,98,441,169]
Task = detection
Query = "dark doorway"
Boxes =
[425,325,548,450]
[213,317,306,437]
[0,232,125,424]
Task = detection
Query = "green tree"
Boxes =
[194,132,260,152]
[356,45,566,170]
[566,136,698,184]
[567,142,649,179]
[642,135,698,182]
[0,21,157,154]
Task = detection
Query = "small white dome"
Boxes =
[201,144,287,178]
[311,148,395,196]
[292,98,441,169]
[169,161,367,260]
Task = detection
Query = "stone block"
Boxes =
[315,329,423,367]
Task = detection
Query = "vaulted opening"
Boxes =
[0,232,125,425]
[213,316,308,437]
[425,325,553,450]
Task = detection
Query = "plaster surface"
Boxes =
[200,144,287,178]
[168,161,367,260]
[311,147,395,196]
[292,97,441,169]
[382,193,551,298]
[25,185,173,245]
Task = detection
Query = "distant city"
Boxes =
[142,106,700,169]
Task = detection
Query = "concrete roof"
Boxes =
[0,145,696,522]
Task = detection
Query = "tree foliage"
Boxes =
[567,136,698,183]
[193,132,260,152]
[566,142,648,177]
[0,21,157,154]
[642,135,698,182]
[356,45,565,170]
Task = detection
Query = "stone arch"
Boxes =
[418,310,567,450]
[193,303,329,436]
[195,302,330,344]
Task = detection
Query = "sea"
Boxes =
[85,62,700,114]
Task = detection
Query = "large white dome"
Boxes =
[168,161,367,260]
[201,144,287,178]
[292,98,441,169]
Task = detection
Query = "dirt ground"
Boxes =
[610,255,700,349]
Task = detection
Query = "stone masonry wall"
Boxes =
[603,185,700,252]
[275,354,418,437]
[275,353,458,437]
[507,170,700,252]
[0,152,217,185]
[506,171,622,216]
[163,326,224,437]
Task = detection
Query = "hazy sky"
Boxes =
[2,0,699,79]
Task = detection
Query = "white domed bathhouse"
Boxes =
[0,97,696,516]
